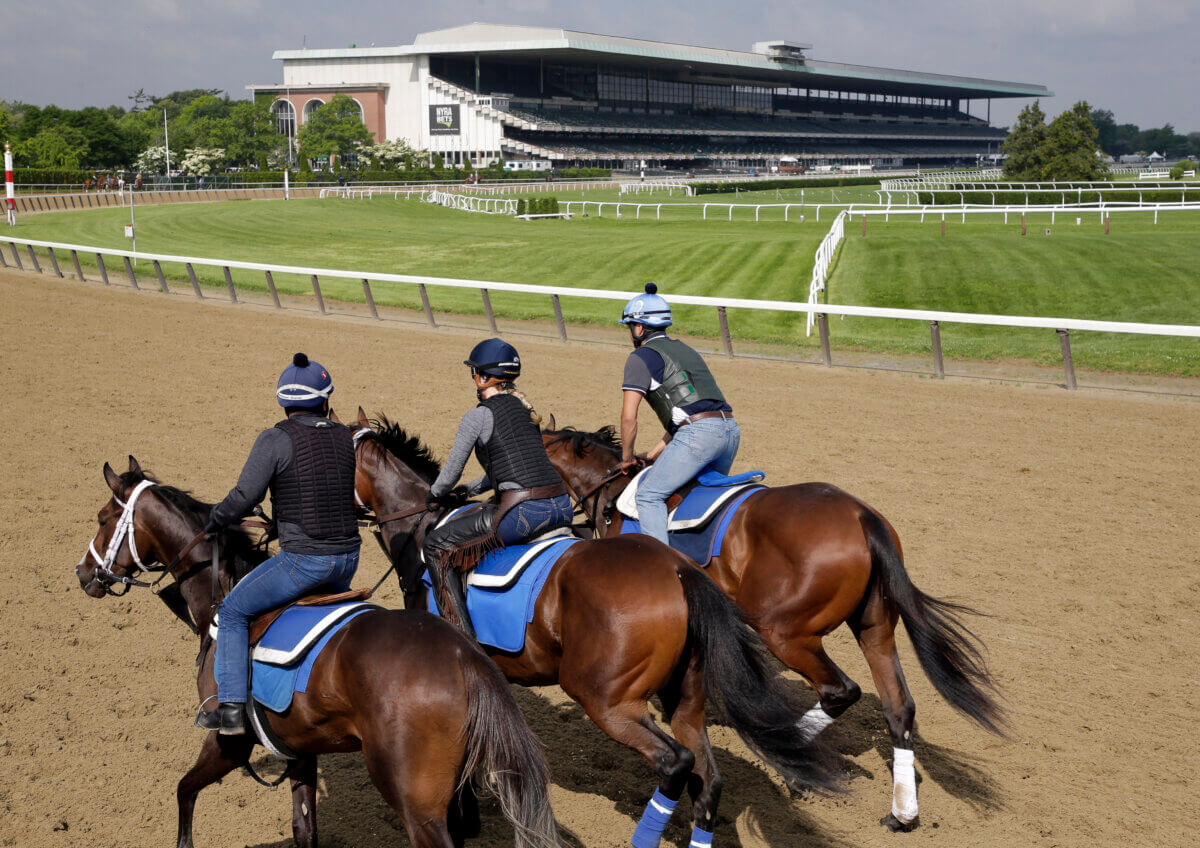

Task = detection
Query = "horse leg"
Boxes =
[569,691,694,848]
[763,633,862,743]
[849,596,918,831]
[360,738,456,848]
[289,755,319,848]
[661,657,721,848]
[447,782,481,848]
[176,732,254,848]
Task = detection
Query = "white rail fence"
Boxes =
[423,190,518,215]
[876,183,1200,206]
[3,235,1197,391]
[619,181,694,196]
[807,211,848,335]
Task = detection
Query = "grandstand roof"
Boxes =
[274,22,1051,100]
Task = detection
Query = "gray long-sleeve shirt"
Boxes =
[210,414,360,555]
[429,406,525,499]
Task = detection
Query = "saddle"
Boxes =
[246,587,374,646]
[616,467,766,532]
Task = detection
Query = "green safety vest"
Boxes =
[642,336,727,430]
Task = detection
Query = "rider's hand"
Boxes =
[203,515,221,536]
[618,458,640,473]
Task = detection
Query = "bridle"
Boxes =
[79,479,161,595]
[565,463,637,534]
[350,424,437,593]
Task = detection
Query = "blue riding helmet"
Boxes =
[464,338,521,379]
[276,352,333,408]
[619,283,673,328]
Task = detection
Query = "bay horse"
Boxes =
[74,457,563,848]
[541,421,1005,831]
[350,412,841,846]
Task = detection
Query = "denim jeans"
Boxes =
[495,493,574,545]
[215,548,358,704]
[635,418,741,546]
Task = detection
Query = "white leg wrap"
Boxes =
[891,747,919,823]
[795,703,836,741]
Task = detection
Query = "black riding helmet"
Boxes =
[464,338,521,379]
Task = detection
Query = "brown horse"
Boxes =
[74,457,563,848]
[350,413,840,847]
[541,422,1005,831]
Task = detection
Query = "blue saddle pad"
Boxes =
[249,602,375,713]
[697,469,766,487]
[425,538,579,652]
[623,486,763,565]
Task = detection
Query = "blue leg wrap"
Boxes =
[630,789,677,848]
[689,825,714,848]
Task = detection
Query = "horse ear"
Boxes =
[328,407,343,425]
[357,407,369,428]
[547,413,557,431]
[104,462,122,494]
[127,455,142,475]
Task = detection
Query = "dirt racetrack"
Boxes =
[0,267,1196,848]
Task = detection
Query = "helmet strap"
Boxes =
[630,324,647,348]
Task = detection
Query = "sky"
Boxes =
[3,0,1197,133]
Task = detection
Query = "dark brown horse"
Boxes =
[541,422,1005,831]
[350,413,840,847]
[75,457,563,848]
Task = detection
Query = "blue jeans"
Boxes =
[636,418,741,546]
[496,493,574,545]
[215,549,358,704]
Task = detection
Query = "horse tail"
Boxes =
[859,508,1006,735]
[459,647,564,848]
[676,564,841,795]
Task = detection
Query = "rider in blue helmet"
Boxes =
[618,284,740,546]
[422,338,572,639]
[197,353,360,735]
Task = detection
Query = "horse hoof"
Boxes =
[880,813,919,832]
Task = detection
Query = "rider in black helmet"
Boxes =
[422,338,572,639]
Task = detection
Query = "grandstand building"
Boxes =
[248,23,1050,170]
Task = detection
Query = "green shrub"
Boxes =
[516,198,527,215]
[693,176,880,195]
[1170,160,1196,180]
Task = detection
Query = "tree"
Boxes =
[1090,108,1116,154]
[1002,101,1047,179]
[16,125,90,168]
[1042,101,1105,180]
[135,145,170,174]
[361,138,413,169]
[296,94,371,165]
[180,147,226,175]
[0,109,9,147]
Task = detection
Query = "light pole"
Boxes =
[163,108,171,183]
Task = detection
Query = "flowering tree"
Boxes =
[135,145,170,174]
[180,146,226,175]
[361,138,413,169]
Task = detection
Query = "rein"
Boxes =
[568,464,636,531]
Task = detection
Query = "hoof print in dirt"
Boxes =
[880,813,919,832]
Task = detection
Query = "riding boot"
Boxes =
[196,702,247,735]
[434,565,477,641]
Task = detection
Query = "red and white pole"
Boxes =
[4,142,15,226]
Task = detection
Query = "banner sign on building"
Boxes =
[429,104,461,135]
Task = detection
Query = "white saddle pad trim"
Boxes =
[616,469,757,531]
[231,602,373,666]
[466,538,564,589]
[247,700,289,757]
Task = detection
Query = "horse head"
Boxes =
[76,456,167,598]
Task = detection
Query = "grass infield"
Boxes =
[11,195,1200,376]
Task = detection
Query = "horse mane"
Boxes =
[544,425,622,459]
[361,415,443,485]
[118,469,265,577]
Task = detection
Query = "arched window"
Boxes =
[271,100,295,136]
[349,98,366,126]
[303,99,325,124]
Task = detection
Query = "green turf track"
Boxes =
[10,195,1200,376]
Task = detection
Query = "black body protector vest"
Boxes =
[271,417,358,539]
[642,336,727,430]
[476,393,563,491]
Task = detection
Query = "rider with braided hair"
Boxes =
[422,338,572,639]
